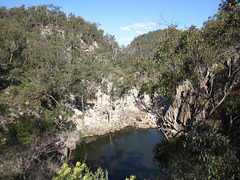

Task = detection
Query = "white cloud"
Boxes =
[136,31,143,34]
[121,37,134,41]
[131,22,157,29]
[120,26,131,31]
[120,22,157,32]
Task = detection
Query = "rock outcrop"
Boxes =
[70,88,158,137]
[56,86,159,159]
[158,80,192,137]
[158,80,207,138]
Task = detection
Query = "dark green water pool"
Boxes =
[71,128,164,179]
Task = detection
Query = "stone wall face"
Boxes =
[159,80,192,137]
[71,88,158,137]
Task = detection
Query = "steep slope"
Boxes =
[0,4,120,123]
[0,5,125,179]
[125,29,164,60]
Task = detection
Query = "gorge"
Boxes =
[0,1,240,179]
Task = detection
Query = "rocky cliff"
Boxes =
[70,87,158,137]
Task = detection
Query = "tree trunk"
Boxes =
[81,95,85,125]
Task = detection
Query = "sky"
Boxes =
[0,0,222,46]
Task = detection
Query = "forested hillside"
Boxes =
[0,4,122,113]
[0,4,127,179]
[0,0,240,179]
[125,29,164,60]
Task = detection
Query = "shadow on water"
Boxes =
[71,128,164,180]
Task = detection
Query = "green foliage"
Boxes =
[0,95,11,115]
[219,90,240,144]
[203,0,240,48]
[0,5,129,178]
[189,128,239,179]
[219,90,240,119]
[154,127,240,179]
[53,161,136,180]
[0,4,121,132]
[53,161,109,180]
[152,2,240,179]
[154,25,210,98]
[5,113,55,145]
[126,29,164,60]
[153,135,185,172]
[125,175,136,180]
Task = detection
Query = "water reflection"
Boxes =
[71,128,164,180]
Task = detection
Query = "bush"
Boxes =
[153,127,240,179]
[5,113,55,145]
[53,161,108,180]
[53,161,136,180]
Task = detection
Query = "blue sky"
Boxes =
[0,0,221,46]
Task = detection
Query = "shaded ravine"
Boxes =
[71,128,165,180]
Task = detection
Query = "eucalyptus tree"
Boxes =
[153,1,240,178]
